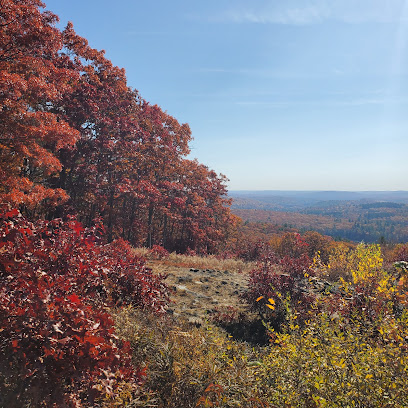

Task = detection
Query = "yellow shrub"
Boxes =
[257,311,408,407]
[350,243,383,284]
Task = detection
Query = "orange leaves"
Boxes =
[4,183,69,208]
[0,72,29,101]
[266,298,276,310]
[0,0,82,211]
[1,0,235,255]
[196,383,224,407]
[83,335,105,347]
[256,296,276,310]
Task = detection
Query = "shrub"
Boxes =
[248,242,408,407]
[114,308,266,408]
[390,243,408,263]
[256,310,408,407]
[325,242,354,281]
[323,243,403,325]
[274,232,309,259]
[0,210,168,407]
[236,240,271,262]
[150,245,170,260]
[184,247,197,257]
[211,306,241,325]
[242,252,315,330]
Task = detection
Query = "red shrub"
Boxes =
[150,244,170,260]
[211,306,241,325]
[0,210,168,406]
[185,247,197,257]
[236,240,271,262]
[390,243,408,263]
[242,252,315,330]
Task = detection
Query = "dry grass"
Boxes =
[113,307,263,408]
[133,247,255,274]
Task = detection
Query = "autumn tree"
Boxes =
[1,0,235,254]
[0,0,79,214]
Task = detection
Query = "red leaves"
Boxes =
[0,1,234,404]
[150,245,169,260]
[0,211,168,405]
[243,247,315,330]
[1,0,235,258]
[67,293,81,305]
[4,208,19,217]
[0,0,80,210]
[70,220,84,236]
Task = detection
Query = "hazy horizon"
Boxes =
[229,190,408,202]
[229,189,408,193]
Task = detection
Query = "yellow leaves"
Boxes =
[312,394,328,407]
[325,243,387,286]
[334,358,346,369]
[376,273,395,299]
[256,296,264,302]
[258,304,408,406]
[351,244,383,284]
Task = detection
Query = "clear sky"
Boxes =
[44,0,408,191]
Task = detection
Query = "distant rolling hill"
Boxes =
[229,191,408,243]
[229,190,408,212]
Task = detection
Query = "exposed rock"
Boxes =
[188,316,203,326]
[154,264,249,325]
[177,275,193,283]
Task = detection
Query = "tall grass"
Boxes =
[133,247,255,274]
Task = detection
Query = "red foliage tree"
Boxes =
[53,19,232,253]
[0,0,80,212]
[1,0,235,253]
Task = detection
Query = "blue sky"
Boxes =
[44,0,408,191]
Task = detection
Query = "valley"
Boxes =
[230,190,408,243]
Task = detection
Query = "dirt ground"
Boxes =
[147,261,251,326]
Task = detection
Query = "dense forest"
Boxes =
[231,192,408,243]
[2,1,408,407]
